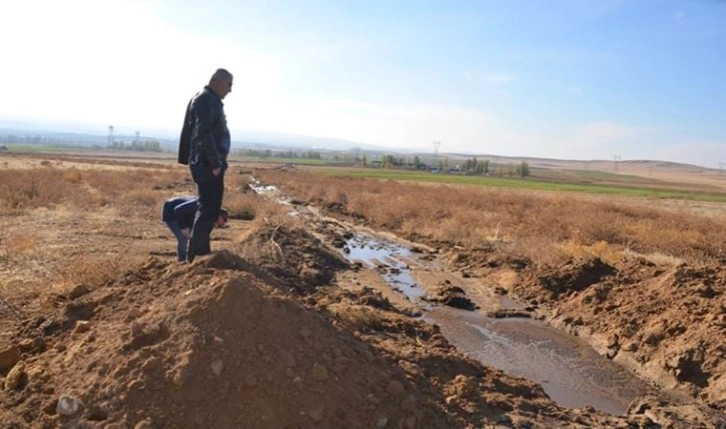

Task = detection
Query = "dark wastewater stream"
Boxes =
[342,234,652,416]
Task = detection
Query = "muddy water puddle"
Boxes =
[342,234,652,415]
[344,235,425,301]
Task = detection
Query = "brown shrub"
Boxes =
[0,169,84,214]
[0,225,40,262]
[63,168,83,183]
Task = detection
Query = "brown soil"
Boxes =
[1,155,725,428]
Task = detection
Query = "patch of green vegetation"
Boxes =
[537,168,647,182]
[3,144,90,153]
[235,156,349,166]
[314,167,726,202]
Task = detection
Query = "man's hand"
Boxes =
[212,167,221,176]
[181,228,191,239]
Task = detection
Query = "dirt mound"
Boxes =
[2,252,452,429]
[535,257,617,299]
[122,262,445,429]
[234,224,349,293]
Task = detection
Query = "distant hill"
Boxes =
[0,120,386,153]
[0,119,716,173]
[232,129,387,152]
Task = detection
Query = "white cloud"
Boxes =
[485,74,518,85]
[461,71,517,86]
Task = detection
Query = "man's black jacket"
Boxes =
[178,86,230,179]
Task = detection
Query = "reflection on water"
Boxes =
[343,234,651,415]
[426,307,651,415]
[345,235,425,301]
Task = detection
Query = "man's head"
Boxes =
[216,209,229,228]
[209,68,233,99]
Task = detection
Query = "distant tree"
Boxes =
[277,150,296,159]
[475,160,489,175]
[464,157,480,173]
[517,161,530,177]
[383,154,403,167]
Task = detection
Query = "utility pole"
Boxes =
[433,141,441,170]
[108,125,114,147]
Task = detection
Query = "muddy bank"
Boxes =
[508,256,726,404]
[0,227,651,428]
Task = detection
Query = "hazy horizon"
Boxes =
[1,117,724,168]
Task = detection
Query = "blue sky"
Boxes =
[2,0,725,166]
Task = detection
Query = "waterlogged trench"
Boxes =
[249,182,652,415]
[343,235,652,416]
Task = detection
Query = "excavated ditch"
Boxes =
[250,181,662,416]
[341,234,655,415]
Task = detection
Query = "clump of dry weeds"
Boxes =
[0,168,87,214]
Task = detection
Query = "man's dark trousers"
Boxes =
[187,167,225,262]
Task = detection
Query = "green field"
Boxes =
[2,144,92,153]
[312,167,726,202]
[231,155,345,166]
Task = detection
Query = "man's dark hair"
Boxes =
[210,68,232,84]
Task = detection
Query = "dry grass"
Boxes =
[0,225,41,262]
[0,157,296,295]
[55,254,128,290]
[257,169,726,265]
[0,169,83,214]
[0,163,190,215]
[2,153,722,296]
[0,157,198,293]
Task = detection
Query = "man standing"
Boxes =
[162,196,228,262]
[178,68,233,262]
